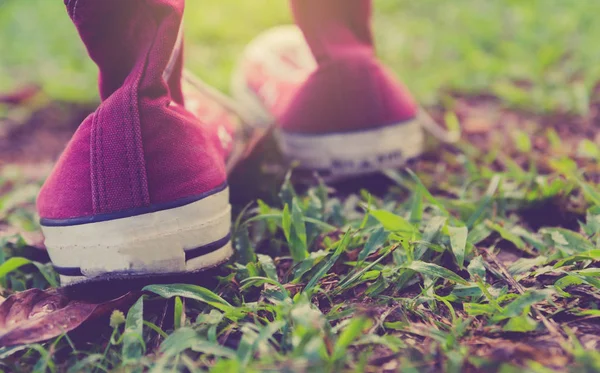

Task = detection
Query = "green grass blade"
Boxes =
[122,296,146,364]
[282,204,292,243]
[258,254,278,281]
[332,317,370,362]
[31,262,59,288]
[406,169,450,216]
[576,178,600,206]
[370,210,416,234]
[358,228,388,261]
[292,198,308,251]
[237,321,285,366]
[402,261,468,285]
[234,226,256,265]
[414,216,446,260]
[305,231,351,293]
[542,227,595,254]
[467,256,486,280]
[486,220,527,250]
[554,275,584,297]
[174,297,184,330]
[409,186,424,224]
[159,328,200,355]
[0,257,31,279]
[144,284,232,312]
[492,291,548,322]
[448,226,468,269]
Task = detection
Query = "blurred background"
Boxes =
[2,0,600,109]
[1,0,600,165]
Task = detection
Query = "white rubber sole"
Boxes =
[277,120,425,179]
[42,188,233,286]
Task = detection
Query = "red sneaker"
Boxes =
[233,0,433,180]
[37,0,243,287]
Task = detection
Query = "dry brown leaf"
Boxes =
[0,85,41,105]
[0,288,137,347]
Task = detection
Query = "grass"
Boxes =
[2,0,600,372]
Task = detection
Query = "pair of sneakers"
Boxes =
[37,0,435,287]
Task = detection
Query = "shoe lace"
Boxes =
[418,107,461,144]
[182,70,256,128]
